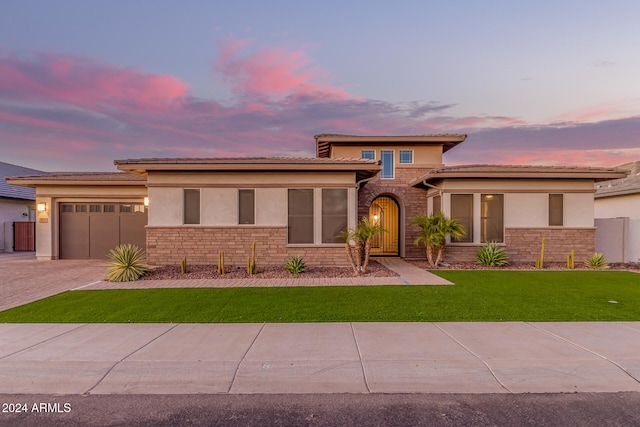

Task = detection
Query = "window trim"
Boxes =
[238,189,255,225]
[399,149,413,164]
[321,188,348,244]
[287,188,315,244]
[183,188,201,225]
[380,150,395,179]
[361,149,375,160]
[480,194,504,243]
[549,193,564,226]
[450,194,474,243]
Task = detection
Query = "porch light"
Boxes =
[144,197,149,207]
[37,202,47,212]
[373,214,379,222]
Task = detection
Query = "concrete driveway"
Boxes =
[0,255,106,312]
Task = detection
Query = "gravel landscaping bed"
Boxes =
[141,260,398,280]
[406,260,640,271]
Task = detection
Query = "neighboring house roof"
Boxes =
[0,161,45,200]
[595,160,640,198]
[115,157,382,182]
[411,164,627,188]
[6,172,145,188]
[314,134,467,158]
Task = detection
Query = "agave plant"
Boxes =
[584,253,609,269]
[284,255,306,274]
[106,244,149,282]
[476,242,509,267]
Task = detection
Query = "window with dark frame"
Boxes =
[184,189,200,225]
[322,188,348,243]
[288,189,314,244]
[239,189,255,224]
[549,194,563,226]
[481,194,504,243]
[451,194,473,242]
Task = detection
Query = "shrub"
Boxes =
[284,256,306,274]
[584,253,609,269]
[106,244,149,282]
[476,242,509,267]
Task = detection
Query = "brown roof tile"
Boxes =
[411,164,627,187]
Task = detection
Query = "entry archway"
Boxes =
[369,195,400,256]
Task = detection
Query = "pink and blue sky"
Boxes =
[1,0,639,171]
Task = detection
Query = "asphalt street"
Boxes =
[2,393,640,426]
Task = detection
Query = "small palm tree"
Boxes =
[338,217,386,275]
[412,213,465,267]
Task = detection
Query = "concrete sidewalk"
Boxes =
[1,322,640,395]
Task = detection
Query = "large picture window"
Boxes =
[238,189,255,224]
[322,189,348,243]
[380,150,394,179]
[288,189,314,244]
[451,194,473,242]
[549,194,563,226]
[481,194,503,242]
[184,189,200,225]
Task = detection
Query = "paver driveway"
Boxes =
[0,256,106,312]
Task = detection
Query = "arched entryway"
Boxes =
[369,195,400,256]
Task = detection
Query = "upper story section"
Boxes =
[314,134,466,181]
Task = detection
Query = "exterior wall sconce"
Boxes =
[37,202,47,212]
[373,214,379,222]
[144,197,149,207]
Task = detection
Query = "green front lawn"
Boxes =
[1,271,639,323]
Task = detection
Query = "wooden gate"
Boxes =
[13,222,35,251]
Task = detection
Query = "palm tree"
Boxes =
[338,217,386,275]
[412,213,465,267]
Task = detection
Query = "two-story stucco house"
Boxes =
[6,133,625,265]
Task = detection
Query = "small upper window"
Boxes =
[399,150,413,164]
[361,150,375,160]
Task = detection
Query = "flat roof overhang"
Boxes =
[314,134,467,158]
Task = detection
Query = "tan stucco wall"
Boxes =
[33,185,147,260]
[437,179,597,246]
[331,145,444,167]
[146,171,357,187]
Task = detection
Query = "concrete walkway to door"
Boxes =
[374,258,453,285]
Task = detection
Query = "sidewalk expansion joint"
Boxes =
[228,322,266,393]
[0,323,89,360]
[433,323,512,393]
[350,322,371,393]
[527,322,640,385]
[83,323,181,395]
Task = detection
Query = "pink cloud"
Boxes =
[0,52,188,114]
[213,38,349,101]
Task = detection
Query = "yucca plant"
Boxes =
[106,244,149,282]
[284,255,306,274]
[584,253,609,269]
[476,242,509,267]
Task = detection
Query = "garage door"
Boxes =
[59,203,147,259]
